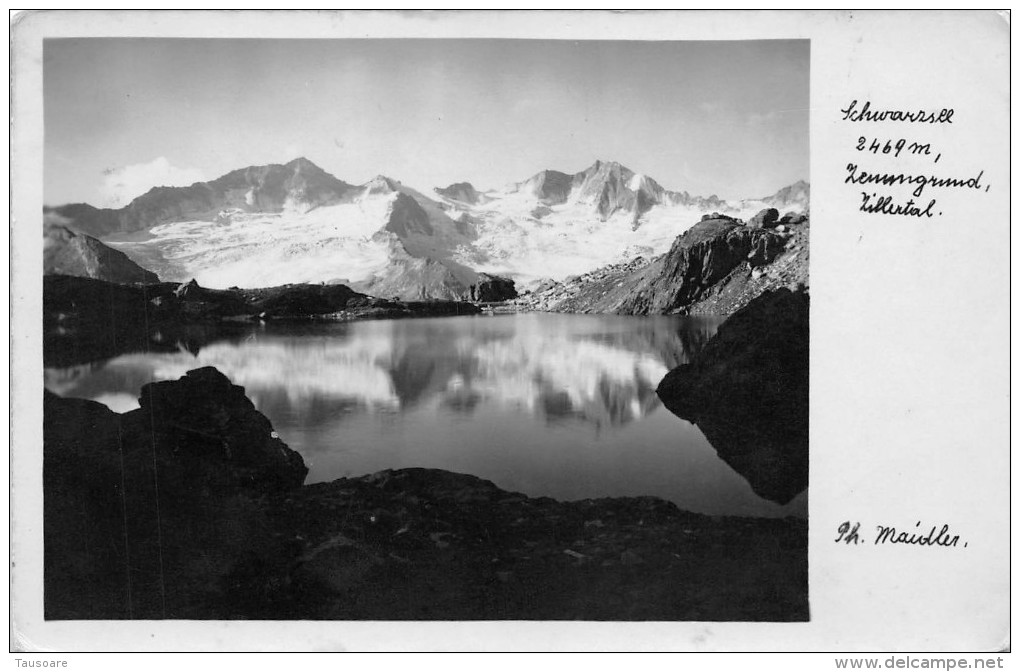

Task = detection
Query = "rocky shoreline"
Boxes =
[44,364,808,621]
[43,274,482,367]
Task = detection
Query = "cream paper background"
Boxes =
[9,10,1010,652]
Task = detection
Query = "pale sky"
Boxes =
[44,38,808,207]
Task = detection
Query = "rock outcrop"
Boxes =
[616,220,787,314]
[46,366,308,492]
[136,367,309,490]
[45,367,807,621]
[471,273,517,302]
[518,213,809,317]
[43,367,308,618]
[747,207,780,229]
[656,288,809,504]
[44,221,159,284]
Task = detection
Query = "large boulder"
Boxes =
[656,288,809,504]
[44,368,308,618]
[747,208,780,229]
[174,278,202,299]
[779,211,809,226]
[471,274,518,302]
[129,366,308,492]
[44,365,308,500]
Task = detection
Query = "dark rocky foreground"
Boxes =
[657,288,809,505]
[44,366,808,622]
[43,274,481,367]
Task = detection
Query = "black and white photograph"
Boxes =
[39,35,810,622]
[10,9,1009,656]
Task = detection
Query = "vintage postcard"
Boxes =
[9,9,1010,653]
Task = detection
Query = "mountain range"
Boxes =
[45,157,808,299]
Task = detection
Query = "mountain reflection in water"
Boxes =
[44,313,807,518]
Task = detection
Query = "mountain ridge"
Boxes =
[46,158,359,238]
[45,157,808,298]
[50,157,807,238]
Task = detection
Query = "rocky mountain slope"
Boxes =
[518,210,808,316]
[760,179,810,211]
[44,220,159,284]
[46,158,807,299]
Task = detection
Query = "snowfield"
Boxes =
[112,197,397,288]
[455,199,711,289]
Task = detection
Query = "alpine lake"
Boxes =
[44,312,807,518]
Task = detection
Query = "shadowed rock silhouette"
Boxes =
[657,288,809,504]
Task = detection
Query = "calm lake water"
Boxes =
[44,313,807,518]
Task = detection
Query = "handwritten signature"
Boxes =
[835,520,967,548]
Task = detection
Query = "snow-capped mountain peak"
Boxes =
[362,174,401,192]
